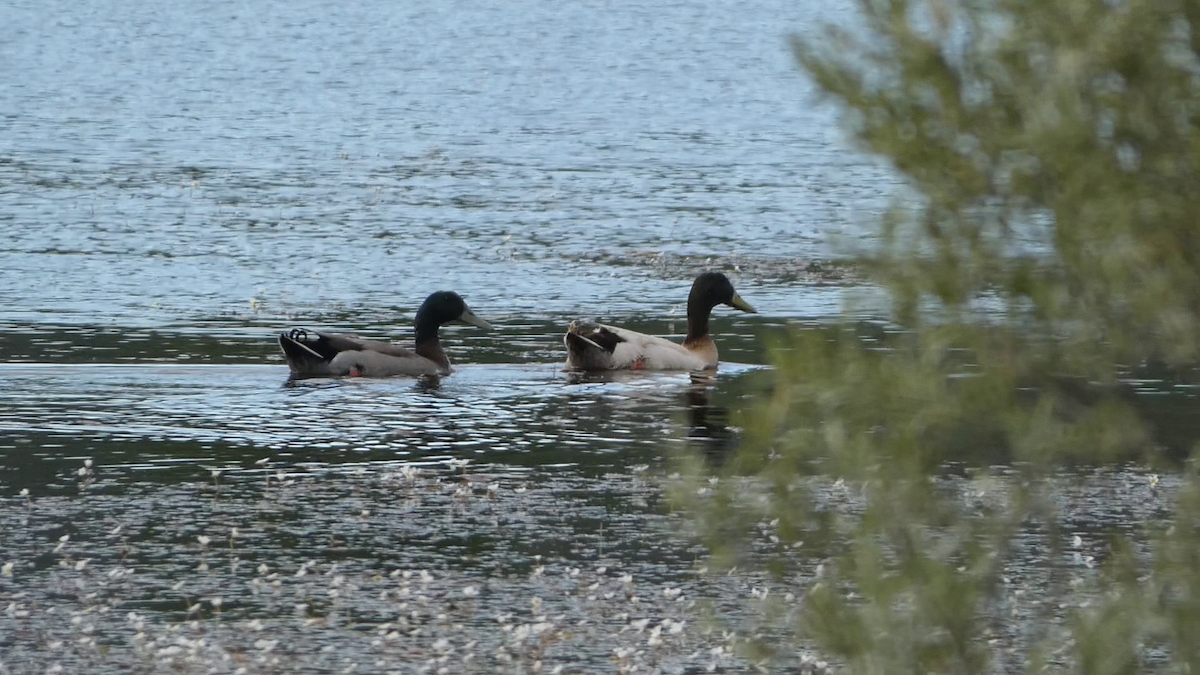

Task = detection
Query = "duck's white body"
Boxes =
[564,322,718,371]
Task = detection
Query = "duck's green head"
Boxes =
[691,272,756,313]
[416,291,494,330]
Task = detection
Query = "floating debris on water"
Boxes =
[0,460,829,674]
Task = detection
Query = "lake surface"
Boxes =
[0,0,1191,672]
[3,0,893,332]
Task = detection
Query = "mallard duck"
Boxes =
[277,291,492,378]
[564,271,756,371]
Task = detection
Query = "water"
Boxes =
[3,0,892,331]
[0,0,1193,672]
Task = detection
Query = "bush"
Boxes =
[679,0,1200,672]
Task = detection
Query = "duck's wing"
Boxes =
[346,337,416,358]
[328,347,442,377]
[565,322,709,371]
[278,329,436,378]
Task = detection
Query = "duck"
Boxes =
[564,271,756,371]
[277,291,492,378]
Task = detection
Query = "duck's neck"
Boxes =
[414,320,450,371]
[683,296,715,346]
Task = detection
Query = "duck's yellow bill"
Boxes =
[458,306,494,330]
[729,292,756,314]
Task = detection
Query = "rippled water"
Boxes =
[0,358,789,672]
[1,0,1193,671]
[3,0,892,331]
[0,362,764,482]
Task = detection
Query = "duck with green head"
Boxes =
[564,271,756,371]
[278,291,492,378]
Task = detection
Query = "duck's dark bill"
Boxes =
[458,306,494,330]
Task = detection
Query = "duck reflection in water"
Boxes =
[684,372,737,464]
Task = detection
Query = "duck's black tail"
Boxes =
[564,322,623,370]
[566,322,623,353]
[278,329,333,374]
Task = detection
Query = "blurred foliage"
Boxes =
[800,0,1200,366]
[677,0,1200,672]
